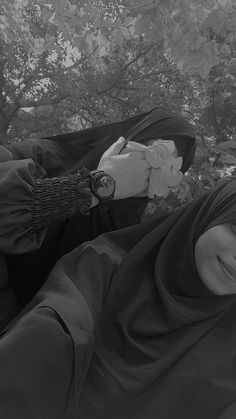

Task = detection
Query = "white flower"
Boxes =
[148,168,169,198]
[145,142,183,198]
[32,37,45,56]
[145,143,170,168]
[145,143,183,169]
[161,166,183,187]
[119,138,184,198]
[150,139,176,155]
[169,156,183,171]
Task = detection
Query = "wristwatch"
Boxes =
[90,170,116,203]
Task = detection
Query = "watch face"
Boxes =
[96,175,115,198]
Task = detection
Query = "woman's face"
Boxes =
[195,224,236,295]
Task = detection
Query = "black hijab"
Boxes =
[62,179,236,418]
[45,107,196,174]
[2,180,236,418]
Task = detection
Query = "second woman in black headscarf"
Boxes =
[1,178,236,418]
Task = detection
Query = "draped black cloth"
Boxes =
[2,180,236,418]
[6,107,196,176]
[44,107,196,174]
[5,108,196,307]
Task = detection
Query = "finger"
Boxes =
[98,137,126,167]
[105,137,127,158]
[124,141,148,152]
[113,154,151,170]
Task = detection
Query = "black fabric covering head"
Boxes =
[70,180,236,418]
[46,107,196,174]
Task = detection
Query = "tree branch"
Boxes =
[182,109,210,132]
[9,51,49,99]
[97,43,155,94]
[107,93,130,105]
[211,88,220,139]
[19,93,71,109]
[65,46,99,71]
[23,121,63,138]
[124,69,174,84]
[0,45,7,108]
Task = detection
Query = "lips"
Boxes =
[218,257,236,281]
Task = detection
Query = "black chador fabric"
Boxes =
[73,180,236,418]
[2,180,236,418]
[7,107,196,176]
[44,107,196,175]
[6,108,196,306]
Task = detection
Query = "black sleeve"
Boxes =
[0,158,92,254]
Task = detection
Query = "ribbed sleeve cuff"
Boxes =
[31,167,92,231]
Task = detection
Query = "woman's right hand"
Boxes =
[97,137,151,199]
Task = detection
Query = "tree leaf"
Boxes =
[153,13,166,39]
[183,40,220,78]
[229,58,236,75]
[52,13,73,40]
[136,0,156,10]
[220,153,236,165]
[45,35,59,52]
[53,0,76,17]
[217,0,234,8]
[186,32,206,51]
[120,26,131,40]
[40,6,53,23]
[112,29,124,46]
[13,0,29,10]
[85,33,94,53]
[135,12,153,35]
[32,37,45,55]
[103,17,113,30]
[148,168,169,198]
[218,140,236,149]
[201,9,227,36]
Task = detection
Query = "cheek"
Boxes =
[194,226,229,263]
[194,234,215,264]
[194,234,221,291]
[194,227,236,295]
[195,239,210,277]
[194,240,218,294]
[195,239,216,267]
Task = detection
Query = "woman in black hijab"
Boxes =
[1,179,236,419]
[2,107,196,307]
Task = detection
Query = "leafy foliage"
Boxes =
[0,0,235,213]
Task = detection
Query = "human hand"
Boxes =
[119,140,148,154]
[97,137,151,199]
